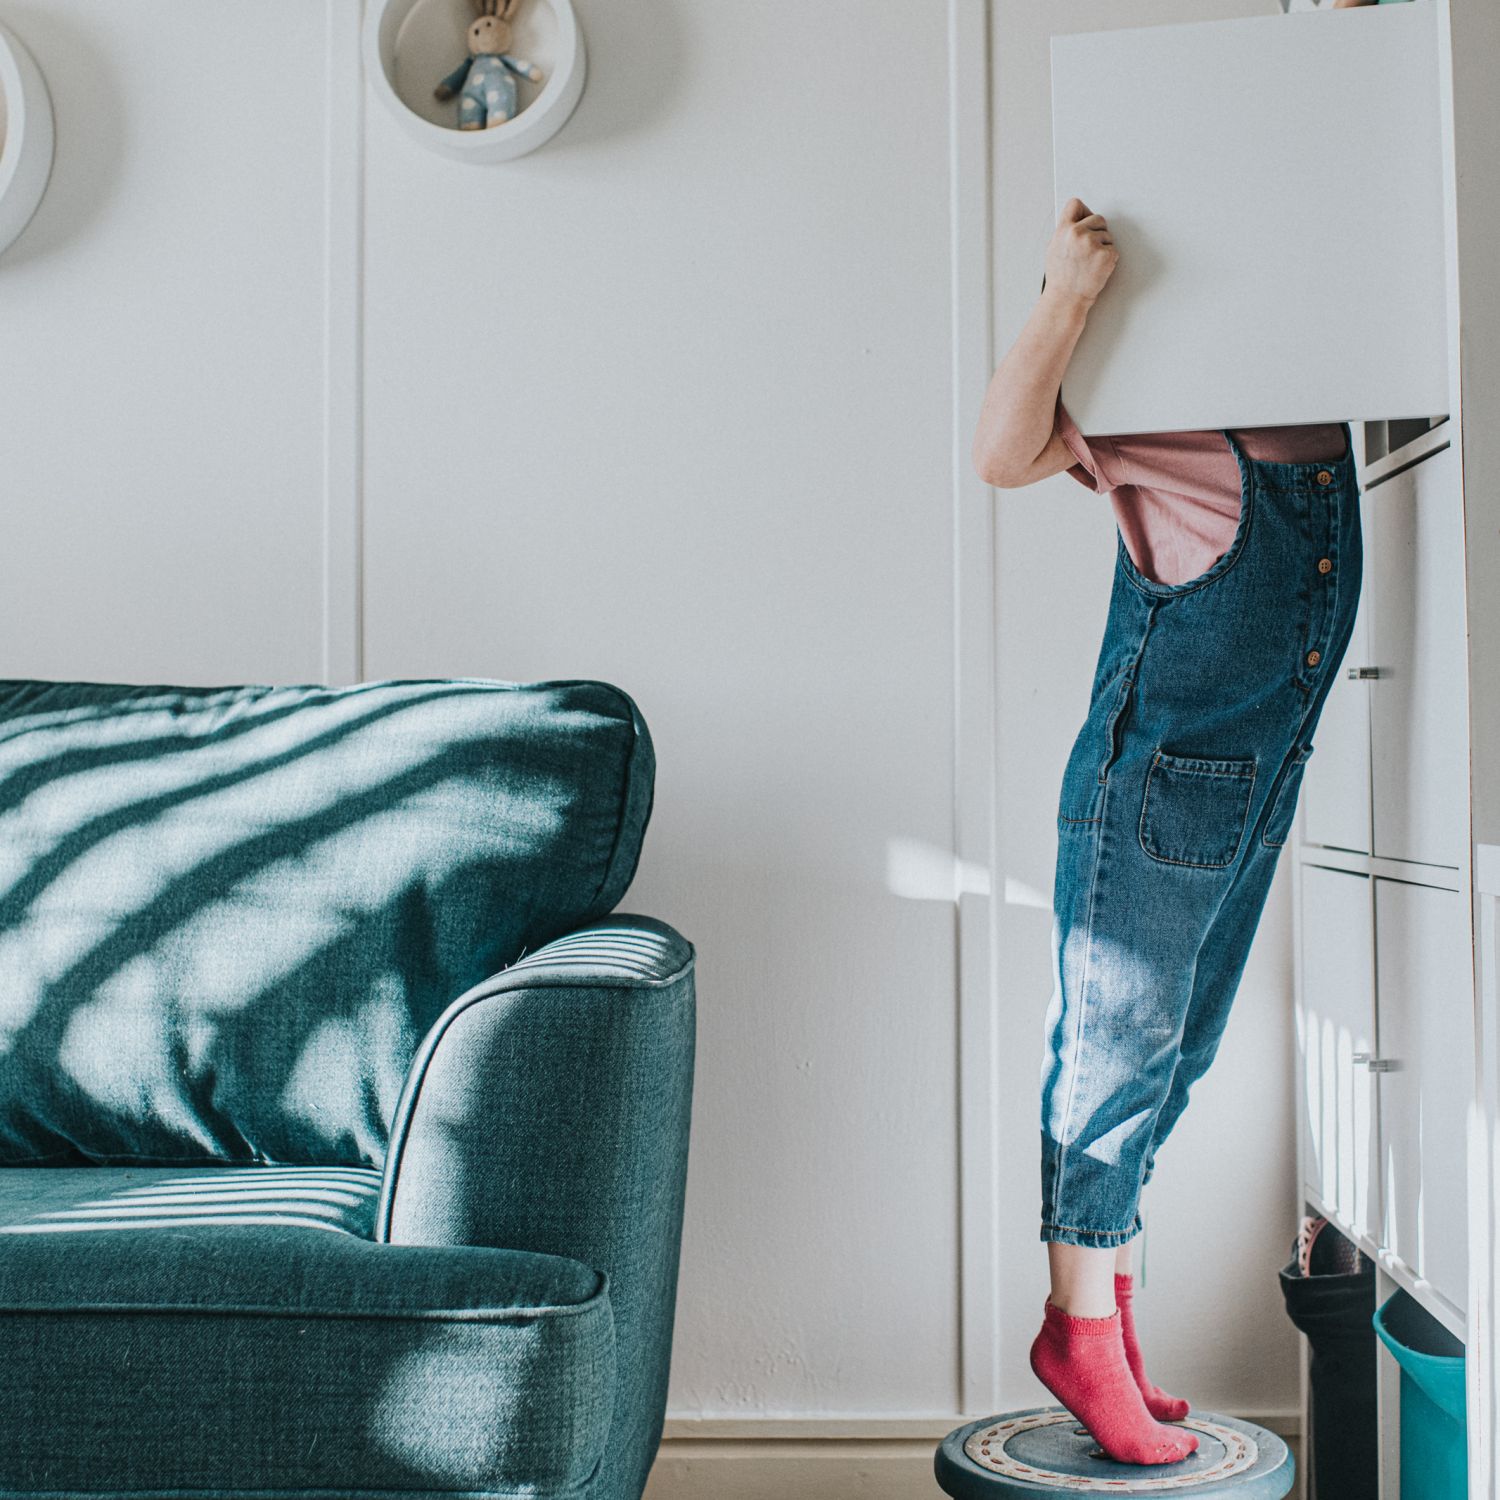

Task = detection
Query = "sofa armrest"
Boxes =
[374,914,696,1500]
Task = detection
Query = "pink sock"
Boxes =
[1029,1300,1199,1467]
[1115,1272,1191,1421]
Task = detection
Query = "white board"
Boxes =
[1051,3,1448,436]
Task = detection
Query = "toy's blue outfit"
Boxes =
[1039,426,1361,1247]
[439,53,534,128]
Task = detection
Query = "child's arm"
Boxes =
[972,197,1118,488]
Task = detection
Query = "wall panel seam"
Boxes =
[322,0,365,685]
[949,0,1001,1418]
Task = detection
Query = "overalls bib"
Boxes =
[1039,424,1361,1247]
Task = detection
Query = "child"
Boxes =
[972,195,1360,1465]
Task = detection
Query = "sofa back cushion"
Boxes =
[0,678,654,1168]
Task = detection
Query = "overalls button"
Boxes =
[1317,557,1333,574]
[1315,470,1333,485]
[1306,649,1322,667]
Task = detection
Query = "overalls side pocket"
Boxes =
[1138,748,1257,868]
[1056,668,1136,827]
[1262,741,1316,849]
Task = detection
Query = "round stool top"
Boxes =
[935,1407,1294,1499]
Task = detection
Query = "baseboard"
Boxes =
[645,1414,1303,1500]
[646,1433,943,1500]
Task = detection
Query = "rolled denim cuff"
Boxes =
[1039,1212,1143,1249]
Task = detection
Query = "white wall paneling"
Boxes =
[0,0,976,1431]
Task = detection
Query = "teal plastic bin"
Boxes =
[1372,1290,1466,1500]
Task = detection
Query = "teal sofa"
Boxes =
[0,678,696,1500]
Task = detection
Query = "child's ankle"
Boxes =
[1048,1292,1118,1320]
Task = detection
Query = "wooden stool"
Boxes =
[935,1407,1295,1498]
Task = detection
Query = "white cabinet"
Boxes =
[1302,444,1467,867]
[1373,877,1472,1314]
[1367,441,1469,869]
[1293,436,1473,1345]
[1049,3,1448,435]
[1298,865,1380,1241]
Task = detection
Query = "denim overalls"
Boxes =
[1039,424,1361,1248]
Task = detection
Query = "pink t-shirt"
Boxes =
[1054,394,1349,586]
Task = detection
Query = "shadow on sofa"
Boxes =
[0,677,696,1500]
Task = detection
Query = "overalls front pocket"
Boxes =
[1138,748,1257,868]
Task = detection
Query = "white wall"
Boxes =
[360,0,963,1417]
[0,0,1301,1441]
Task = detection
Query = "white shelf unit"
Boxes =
[1291,413,1474,1488]
[1289,0,1500,1494]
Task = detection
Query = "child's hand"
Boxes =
[1044,197,1118,308]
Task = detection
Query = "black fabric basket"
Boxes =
[1279,1226,1378,1500]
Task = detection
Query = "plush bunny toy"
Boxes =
[434,0,544,130]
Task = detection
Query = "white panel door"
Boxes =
[362,2,961,1417]
[1375,877,1472,1314]
[1050,2,1448,435]
[1298,865,1379,1242]
[0,0,329,685]
[1302,524,1372,854]
[1369,443,1469,869]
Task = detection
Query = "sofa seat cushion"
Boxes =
[0,1166,615,1497]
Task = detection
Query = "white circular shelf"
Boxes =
[366,0,586,163]
[0,21,54,259]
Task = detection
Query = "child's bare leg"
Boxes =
[1107,1203,1191,1422]
[1048,1240,1117,1316]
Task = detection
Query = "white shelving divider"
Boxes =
[1472,843,1500,1499]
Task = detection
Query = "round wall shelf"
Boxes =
[366,0,586,163]
[0,20,54,259]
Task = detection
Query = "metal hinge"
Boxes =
[1352,1052,1398,1072]
[1346,665,1383,680]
